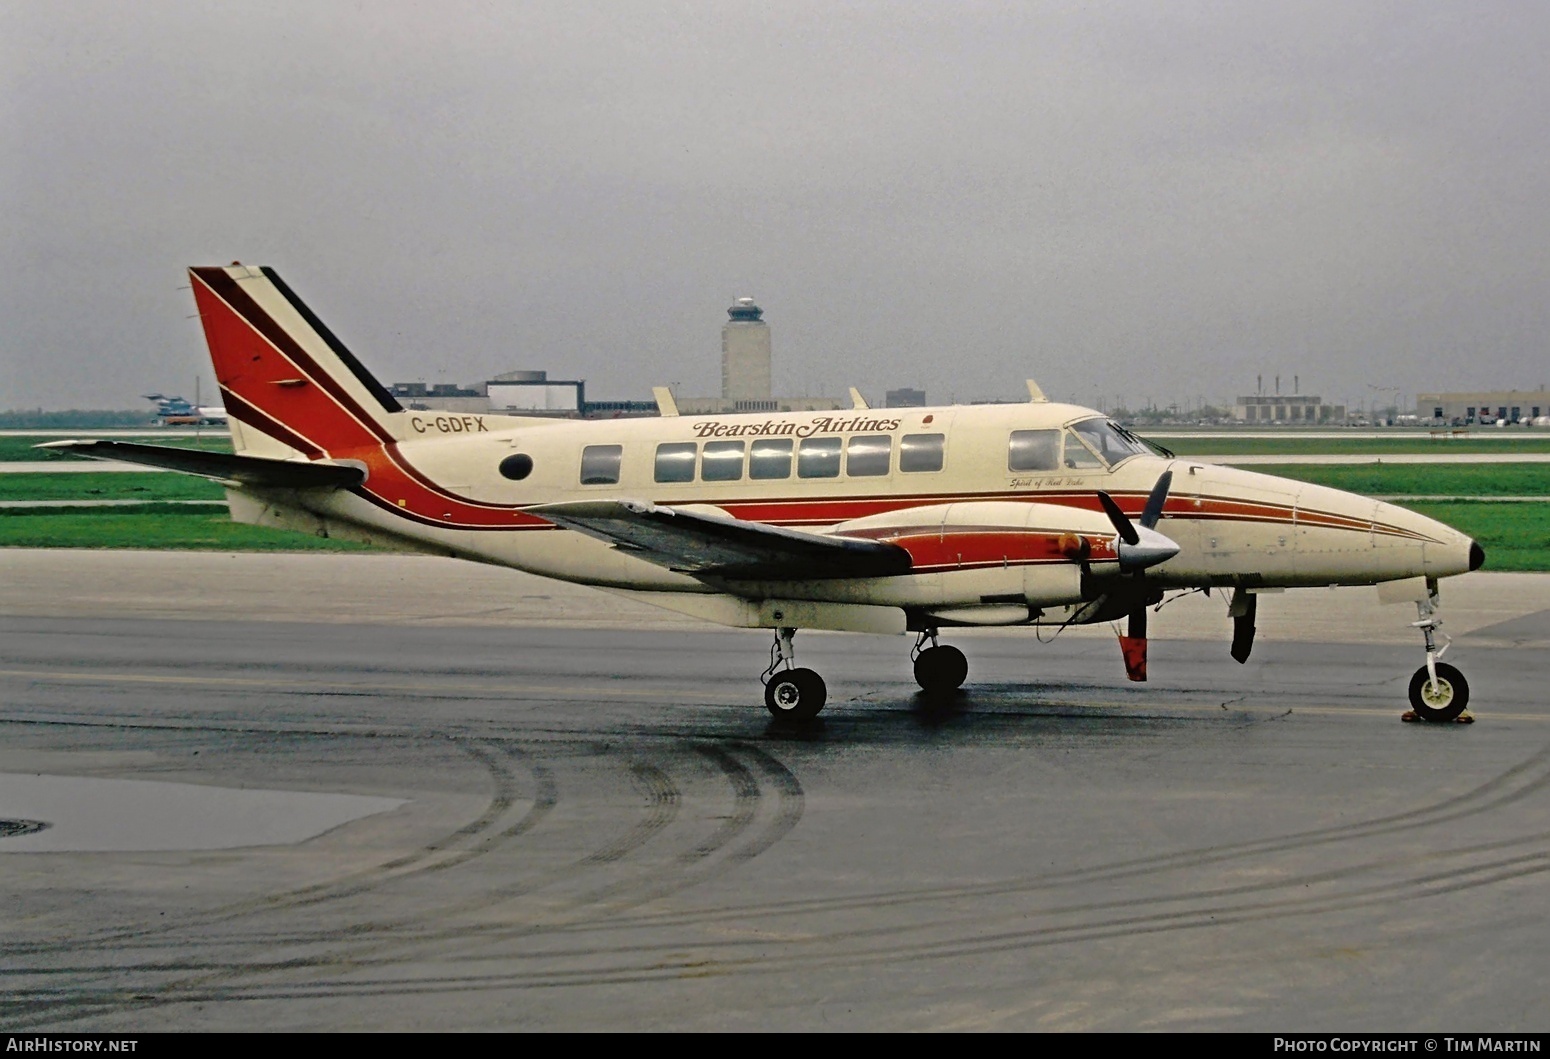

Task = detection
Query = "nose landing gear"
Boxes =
[1403,584,1472,724]
[761,626,827,722]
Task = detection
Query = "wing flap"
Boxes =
[528,499,911,581]
[36,440,365,490]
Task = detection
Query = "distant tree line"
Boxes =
[0,409,152,429]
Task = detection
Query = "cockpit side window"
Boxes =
[1068,418,1149,467]
[1008,429,1060,472]
[1062,430,1106,470]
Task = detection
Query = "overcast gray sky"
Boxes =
[4,1,1549,413]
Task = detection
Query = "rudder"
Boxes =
[189,265,405,458]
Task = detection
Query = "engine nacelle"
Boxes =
[833,500,1119,616]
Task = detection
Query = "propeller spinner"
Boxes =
[1096,471,1179,573]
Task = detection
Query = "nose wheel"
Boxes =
[1406,662,1470,723]
[1402,582,1473,724]
[761,627,827,721]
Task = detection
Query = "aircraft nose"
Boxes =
[1469,540,1486,571]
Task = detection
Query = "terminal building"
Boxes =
[391,295,849,418]
[1232,393,1345,424]
[389,373,586,416]
[1416,389,1550,425]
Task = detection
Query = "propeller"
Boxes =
[1096,471,1179,573]
[1095,471,1177,682]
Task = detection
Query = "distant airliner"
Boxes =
[143,392,227,426]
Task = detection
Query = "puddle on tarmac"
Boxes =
[0,773,405,853]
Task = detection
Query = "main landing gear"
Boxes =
[762,627,827,722]
[758,626,971,721]
[912,629,967,695]
[1403,584,1472,724]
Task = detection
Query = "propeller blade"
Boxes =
[1139,470,1173,530]
[1096,491,1140,545]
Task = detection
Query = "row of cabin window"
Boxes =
[576,426,1118,486]
[578,433,947,486]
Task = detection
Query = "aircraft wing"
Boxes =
[36,440,364,490]
[528,499,912,581]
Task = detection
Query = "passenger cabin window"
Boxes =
[749,438,793,480]
[798,437,842,478]
[701,440,745,482]
[654,442,697,483]
[580,445,622,485]
[899,433,944,473]
[846,435,892,477]
[1008,429,1060,472]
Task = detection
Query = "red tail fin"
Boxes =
[189,265,403,457]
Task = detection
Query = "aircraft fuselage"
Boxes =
[233,401,1476,630]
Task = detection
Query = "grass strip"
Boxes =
[1395,500,1550,572]
[0,434,234,463]
[0,472,227,501]
[0,507,376,551]
[1247,463,1550,496]
[1155,436,1550,456]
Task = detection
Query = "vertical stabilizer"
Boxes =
[188,265,406,457]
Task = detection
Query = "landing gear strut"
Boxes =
[912,629,968,695]
[1404,583,1471,724]
[761,626,826,721]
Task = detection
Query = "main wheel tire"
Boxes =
[914,645,968,694]
[764,667,827,721]
[1408,662,1469,723]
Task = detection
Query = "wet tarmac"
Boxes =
[0,773,402,853]
[3,603,1549,1031]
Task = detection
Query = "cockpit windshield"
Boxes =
[1067,418,1152,467]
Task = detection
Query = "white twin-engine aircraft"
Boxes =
[50,265,1486,723]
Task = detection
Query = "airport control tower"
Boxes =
[721,297,772,405]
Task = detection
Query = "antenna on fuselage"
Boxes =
[848,387,870,410]
[1025,379,1049,403]
[652,386,680,417]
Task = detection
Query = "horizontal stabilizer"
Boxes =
[529,499,912,581]
[36,440,364,490]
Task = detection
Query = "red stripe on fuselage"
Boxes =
[885,529,1101,570]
